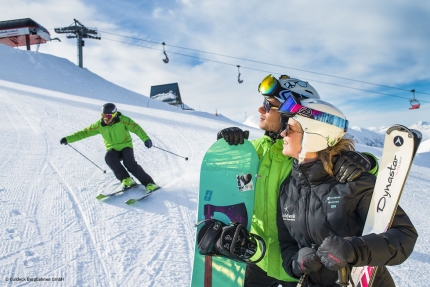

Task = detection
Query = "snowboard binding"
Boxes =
[195,219,266,263]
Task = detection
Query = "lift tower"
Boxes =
[54,19,101,68]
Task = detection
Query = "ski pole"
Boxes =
[67,144,107,173]
[336,266,350,287]
[297,243,317,287]
[152,145,189,161]
[296,274,306,287]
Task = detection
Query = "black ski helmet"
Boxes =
[102,103,117,114]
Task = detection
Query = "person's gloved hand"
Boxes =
[144,140,152,148]
[60,137,68,145]
[333,151,371,183]
[291,247,322,277]
[217,127,249,146]
[317,236,357,271]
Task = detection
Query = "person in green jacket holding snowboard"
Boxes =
[60,103,159,192]
[217,75,378,287]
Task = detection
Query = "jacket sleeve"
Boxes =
[348,204,418,267]
[277,182,301,279]
[362,152,379,176]
[122,116,150,143]
[65,121,101,143]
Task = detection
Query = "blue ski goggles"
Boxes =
[278,95,349,132]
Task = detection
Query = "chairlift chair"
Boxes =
[409,89,420,110]
[162,42,169,64]
[237,65,243,84]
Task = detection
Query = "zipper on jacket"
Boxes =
[299,165,316,246]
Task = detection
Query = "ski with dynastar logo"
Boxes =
[338,125,422,287]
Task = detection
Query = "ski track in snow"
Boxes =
[1,80,429,286]
[0,87,212,286]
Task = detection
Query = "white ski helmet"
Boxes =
[281,98,348,162]
[278,75,320,100]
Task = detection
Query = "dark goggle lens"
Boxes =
[258,75,279,96]
[102,113,114,119]
[263,99,279,113]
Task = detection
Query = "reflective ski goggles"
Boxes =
[263,98,279,113]
[278,95,349,132]
[101,111,117,120]
[258,74,283,98]
[258,74,310,96]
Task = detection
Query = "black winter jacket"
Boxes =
[277,159,418,287]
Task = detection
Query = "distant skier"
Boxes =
[60,103,159,192]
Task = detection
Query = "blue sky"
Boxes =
[1,0,429,128]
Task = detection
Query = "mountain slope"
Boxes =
[0,45,428,286]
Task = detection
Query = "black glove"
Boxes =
[144,140,152,148]
[333,151,371,183]
[317,236,357,271]
[217,127,249,146]
[291,247,323,277]
[60,137,68,145]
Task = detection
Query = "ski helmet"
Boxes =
[102,103,117,114]
[258,74,320,104]
[278,75,320,100]
[279,97,348,162]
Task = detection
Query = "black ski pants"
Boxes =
[105,147,154,186]
[245,263,297,287]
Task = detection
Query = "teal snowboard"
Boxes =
[190,139,259,287]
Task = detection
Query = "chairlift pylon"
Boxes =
[162,42,169,64]
[237,65,243,84]
[409,89,420,110]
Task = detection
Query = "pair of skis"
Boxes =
[96,184,160,205]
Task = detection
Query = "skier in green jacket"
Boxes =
[60,103,159,192]
[217,75,378,287]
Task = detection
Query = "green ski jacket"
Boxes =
[65,113,150,151]
[250,135,296,282]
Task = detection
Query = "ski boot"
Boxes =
[146,183,159,192]
[121,177,136,190]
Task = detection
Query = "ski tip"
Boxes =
[125,199,137,205]
[96,194,107,200]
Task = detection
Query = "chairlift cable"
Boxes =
[51,32,429,104]
[91,36,430,104]
[98,30,430,96]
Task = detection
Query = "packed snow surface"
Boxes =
[1,46,429,286]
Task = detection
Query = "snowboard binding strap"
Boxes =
[195,219,266,264]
